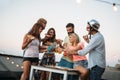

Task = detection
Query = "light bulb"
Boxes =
[6,57,10,60]
[16,64,19,67]
[11,61,14,64]
[113,3,118,11]
[21,66,23,69]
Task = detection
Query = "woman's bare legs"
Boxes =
[75,66,89,80]
[20,61,31,80]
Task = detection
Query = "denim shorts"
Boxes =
[73,60,88,68]
[90,65,105,80]
[58,59,77,80]
[58,58,73,68]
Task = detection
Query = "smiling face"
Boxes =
[49,29,55,37]
[86,24,91,34]
[46,28,56,39]
[66,26,74,35]
[69,33,80,44]
[69,34,75,43]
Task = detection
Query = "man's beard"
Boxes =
[68,31,74,35]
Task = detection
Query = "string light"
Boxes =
[16,64,19,67]
[11,61,15,64]
[113,3,118,11]
[96,0,120,12]
[6,57,10,60]
[4,55,22,68]
[21,66,23,69]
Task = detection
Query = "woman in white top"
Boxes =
[20,22,44,80]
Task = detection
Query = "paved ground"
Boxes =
[102,68,120,80]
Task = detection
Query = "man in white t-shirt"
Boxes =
[63,23,75,48]
[58,23,76,80]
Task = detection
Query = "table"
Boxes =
[29,65,80,80]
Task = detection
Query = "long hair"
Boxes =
[28,23,43,40]
[37,18,47,25]
[47,28,56,41]
[42,28,56,45]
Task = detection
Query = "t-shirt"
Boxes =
[62,36,73,62]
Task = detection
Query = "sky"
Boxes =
[0,0,120,66]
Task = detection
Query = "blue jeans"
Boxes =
[90,65,105,80]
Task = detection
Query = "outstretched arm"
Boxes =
[64,42,84,55]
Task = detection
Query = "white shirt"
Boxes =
[64,36,71,46]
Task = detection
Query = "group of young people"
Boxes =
[20,18,106,80]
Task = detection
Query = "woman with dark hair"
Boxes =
[20,22,44,80]
[42,27,56,46]
[39,27,63,80]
